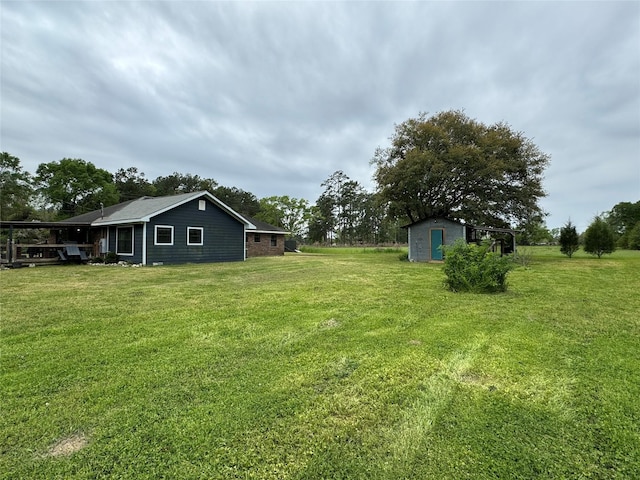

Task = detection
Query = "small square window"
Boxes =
[155,225,174,245]
[187,227,203,246]
[254,233,261,243]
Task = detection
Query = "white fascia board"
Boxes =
[92,219,144,226]
[250,229,289,235]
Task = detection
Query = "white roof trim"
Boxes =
[250,229,288,235]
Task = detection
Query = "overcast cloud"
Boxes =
[1,1,639,230]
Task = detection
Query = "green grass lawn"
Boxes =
[1,248,639,479]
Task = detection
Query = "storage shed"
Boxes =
[405,217,519,262]
[405,217,467,262]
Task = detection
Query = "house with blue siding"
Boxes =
[64,191,255,265]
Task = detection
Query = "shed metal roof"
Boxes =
[403,216,521,234]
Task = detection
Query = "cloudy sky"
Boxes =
[2,1,638,230]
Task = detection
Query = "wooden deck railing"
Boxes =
[1,243,94,265]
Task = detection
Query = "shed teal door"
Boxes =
[430,229,444,260]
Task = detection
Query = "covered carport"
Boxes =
[0,220,94,267]
[466,225,521,256]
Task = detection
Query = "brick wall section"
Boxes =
[246,233,285,257]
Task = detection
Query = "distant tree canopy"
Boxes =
[152,172,218,196]
[0,152,34,221]
[606,201,640,234]
[627,223,640,250]
[35,158,118,219]
[606,200,640,249]
[114,167,156,200]
[516,218,552,246]
[372,110,550,228]
[308,170,396,245]
[212,186,261,217]
[256,196,311,239]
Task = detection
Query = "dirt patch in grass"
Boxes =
[46,432,88,458]
[319,318,341,329]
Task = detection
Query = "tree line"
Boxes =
[0,153,403,245]
[2,110,638,249]
[558,201,640,258]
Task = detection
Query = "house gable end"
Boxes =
[145,197,245,264]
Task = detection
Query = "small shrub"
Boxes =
[104,252,119,264]
[442,239,514,293]
[398,251,409,262]
[513,248,533,268]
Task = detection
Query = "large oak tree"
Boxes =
[35,158,118,219]
[372,110,550,227]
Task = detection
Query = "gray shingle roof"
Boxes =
[65,191,254,228]
[242,215,288,234]
[93,192,202,224]
[59,199,137,224]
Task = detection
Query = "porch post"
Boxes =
[142,223,147,265]
[7,225,13,263]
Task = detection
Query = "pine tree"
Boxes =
[583,216,616,259]
[559,219,580,258]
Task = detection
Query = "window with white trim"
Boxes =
[199,200,206,211]
[187,227,204,246]
[116,226,134,255]
[155,225,174,245]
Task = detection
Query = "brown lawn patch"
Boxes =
[46,432,88,458]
